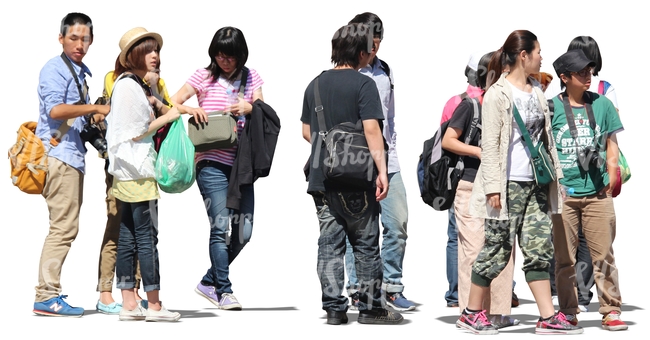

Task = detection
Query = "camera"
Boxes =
[81,113,108,159]
[577,145,605,171]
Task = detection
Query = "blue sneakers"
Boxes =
[96,300,122,315]
[34,295,84,317]
[385,292,416,311]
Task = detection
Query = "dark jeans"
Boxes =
[116,200,160,292]
[313,191,382,312]
[550,226,594,305]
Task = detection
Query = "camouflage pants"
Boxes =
[471,181,554,287]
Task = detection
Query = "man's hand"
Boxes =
[375,171,389,201]
[95,104,110,116]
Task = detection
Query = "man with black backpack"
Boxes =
[301,22,402,325]
[32,12,110,317]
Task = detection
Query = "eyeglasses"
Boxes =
[216,55,236,63]
[572,67,593,78]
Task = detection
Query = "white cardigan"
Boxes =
[106,76,157,181]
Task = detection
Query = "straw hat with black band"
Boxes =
[118,27,163,67]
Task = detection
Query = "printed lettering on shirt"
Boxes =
[554,112,605,169]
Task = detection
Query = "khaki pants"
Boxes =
[455,179,514,314]
[35,157,83,302]
[552,192,622,316]
[97,165,140,292]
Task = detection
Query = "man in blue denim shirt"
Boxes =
[33,12,109,317]
[343,12,415,312]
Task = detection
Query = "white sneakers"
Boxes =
[146,304,181,322]
[119,303,181,322]
[119,304,146,321]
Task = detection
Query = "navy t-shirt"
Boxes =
[301,69,384,193]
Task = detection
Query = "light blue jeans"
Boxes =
[445,207,459,304]
[196,160,254,295]
[344,172,408,294]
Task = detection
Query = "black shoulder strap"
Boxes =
[379,59,393,90]
[314,77,327,142]
[117,73,153,96]
[238,67,249,99]
[459,91,468,100]
[60,52,88,104]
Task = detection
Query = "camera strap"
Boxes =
[561,92,598,153]
[49,53,90,148]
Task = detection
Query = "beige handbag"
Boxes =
[186,67,249,152]
[187,112,238,152]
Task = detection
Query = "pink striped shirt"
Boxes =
[186,68,264,166]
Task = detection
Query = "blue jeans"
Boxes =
[314,191,382,312]
[196,161,254,295]
[344,172,408,294]
[116,200,160,292]
[445,207,459,304]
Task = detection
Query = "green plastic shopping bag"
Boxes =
[618,150,631,183]
[155,118,195,193]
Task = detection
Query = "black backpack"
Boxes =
[417,97,480,210]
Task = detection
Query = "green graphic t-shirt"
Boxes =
[551,92,623,196]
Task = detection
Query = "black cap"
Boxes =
[553,49,596,78]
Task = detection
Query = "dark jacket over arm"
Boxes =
[227,99,281,209]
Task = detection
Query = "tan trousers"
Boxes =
[97,165,140,292]
[35,157,83,302]
[552,193,622,316]
[455,179,514,314]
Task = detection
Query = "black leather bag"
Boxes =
[313,77,377,189]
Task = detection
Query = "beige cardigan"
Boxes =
[469,73,563,220]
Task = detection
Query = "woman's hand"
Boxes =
[487,193,501,210]
[183,105,209,123]
[148,96,163,113]
[228,97,252,117]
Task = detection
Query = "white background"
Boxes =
[1,0,646,337]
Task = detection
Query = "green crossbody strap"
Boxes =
[512,105,540,158]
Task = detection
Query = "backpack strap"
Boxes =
[454,97,481,172]
[464,97,481,144]
[379,59,393,90]
[459,91,469,100]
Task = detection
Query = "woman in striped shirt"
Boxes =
[171,26,264,311]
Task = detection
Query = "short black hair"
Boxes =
[477,51,495,90]
[60,12,93,38]
[348,12,383,40]
[331,23,372,68]
[567,36,602,76]
[206,26,249,82]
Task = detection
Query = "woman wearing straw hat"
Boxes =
[106,27,181,322]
